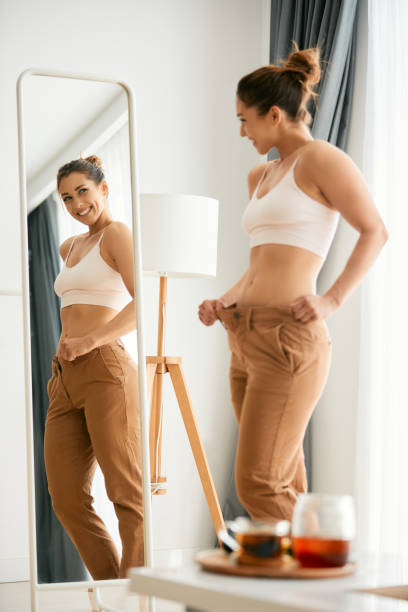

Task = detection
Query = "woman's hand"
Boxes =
[198,299,226,326]
[57,335,95,361]
[289,294,338,323]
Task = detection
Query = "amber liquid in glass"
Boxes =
[292,537,350,568]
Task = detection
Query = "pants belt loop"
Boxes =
[247,308,254,331]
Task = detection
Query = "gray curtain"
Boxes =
[28,196,88,583]
[269,0,358,149]
[221,0,358,523]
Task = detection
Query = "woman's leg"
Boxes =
[290,445,308,495]
[76,342,144,578]
[231,312,332,521]
[44,357,120,579]
[229,347,248,423]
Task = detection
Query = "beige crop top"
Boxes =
[54,231,130,310]
[241,156,340,259]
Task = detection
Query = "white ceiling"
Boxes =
[22,75,124,180]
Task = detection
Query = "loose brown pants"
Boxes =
[44,339,144,580]
[217,304,332,523]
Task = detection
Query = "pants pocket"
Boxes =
[98,345,125,383]
[302,319,331,342]
[275,323,301,374]
[47,357,59,400]
[46,376,55,399]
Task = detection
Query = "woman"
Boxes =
[199,44,388,522]
[44,155,143,579]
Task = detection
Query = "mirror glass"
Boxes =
[23,75,143,583]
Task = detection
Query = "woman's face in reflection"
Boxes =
[59,172,108,226]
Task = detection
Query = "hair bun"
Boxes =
[282,41,321,87]
[84,154,103,170]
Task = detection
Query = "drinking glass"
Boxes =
[291,494,356,568]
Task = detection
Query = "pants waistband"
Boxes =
[53,338,125,367]
[216,304,296,330]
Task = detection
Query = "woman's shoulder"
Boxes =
[248,161,269,182]
[101,222,133,260]
[300,139,360,177]
[104,220,131,233]
[301,139,350,166]
[59,235,76,260]
[247,161,271,197]
[102,221,132,243]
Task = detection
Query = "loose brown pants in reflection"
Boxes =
[44,339,144,580]
[217,305,332,522]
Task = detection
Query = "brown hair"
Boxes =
[236,41,322,126]
[57,154,105,190]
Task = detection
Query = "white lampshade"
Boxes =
[140,193,219,278]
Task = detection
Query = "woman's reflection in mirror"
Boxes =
[44,155,143,579]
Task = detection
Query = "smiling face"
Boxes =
[236,97,283,155]
[59,172,109,226]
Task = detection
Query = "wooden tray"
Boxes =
[195,549,356,579]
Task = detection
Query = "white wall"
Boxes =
[312,0,368,495]
[0,0,268,579]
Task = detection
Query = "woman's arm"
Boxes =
[198,270,249,326]
[89,298,136,347]
[323,229,387,309]
[219,269,249,307]
[88,222,137,346]
[290,142,389,322]
[198,162,268,326]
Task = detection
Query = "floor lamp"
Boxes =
[140,193,225,536]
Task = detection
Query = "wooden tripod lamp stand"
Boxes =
[140,193,225,535]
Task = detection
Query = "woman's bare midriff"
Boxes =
[59,305,118,344]
[235,243,324,308]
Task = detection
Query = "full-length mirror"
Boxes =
[20,73,150,588]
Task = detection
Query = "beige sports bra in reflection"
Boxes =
[241,156,340,259]
[54,231,130,310]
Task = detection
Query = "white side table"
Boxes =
[129,552,408,612]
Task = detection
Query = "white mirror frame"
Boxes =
[16,68,154,612]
